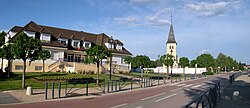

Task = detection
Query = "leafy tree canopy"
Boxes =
[0,31,6,47]
[196,53,215,68]
[179,57,189,68]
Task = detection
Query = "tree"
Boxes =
[124,56,132,70]
[13,32,42,89]
[39,50,51,72]
[86,45,111,84]
[190,60,197,68]
[132,55,151,68]
[3,44,15,77]
[179,57,189,80]
[0,31,6,47]
[196,54,215,72]
[160,54,174,76]
[0,48,4,71]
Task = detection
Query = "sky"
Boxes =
[0,0,250,64]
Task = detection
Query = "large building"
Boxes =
[3,21,132,73]
[166,22,179,68]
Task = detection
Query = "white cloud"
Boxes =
[113,16,139,26]
[185,1,240,17]
[199,49,211,55]
[145,8,173,26]
[130,0,155,4]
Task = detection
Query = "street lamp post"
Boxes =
[109,36,113,81]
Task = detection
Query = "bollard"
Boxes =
[115,80,117,92]
[58,82,61,98]
[86,80,88,96]
[118,80,121,91]
[26,86,33,95]
[107,80,110,93]
[65,81,67,97]
[111,80,113,92]
[158,77,159,85]
[103,79,105,94]
[52,82,55,99]
[144,78,146,88]
[45,82,48,100]
[131,79,133,90]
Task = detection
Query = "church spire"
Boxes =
[167,13,176,44]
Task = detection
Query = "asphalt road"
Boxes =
[1,74,231,108]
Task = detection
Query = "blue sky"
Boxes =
[0,0,250,64]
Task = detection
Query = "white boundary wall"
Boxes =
[146,67,207,74]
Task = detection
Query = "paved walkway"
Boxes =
[0,92,19,104]
[217,73,250,108]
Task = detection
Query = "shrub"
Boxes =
[202,72,214,75]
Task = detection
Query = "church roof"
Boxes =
[167,24,177,44]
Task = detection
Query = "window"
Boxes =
[169,46,171,49]
[61,41,67,45]
[172,46,174,49]
[85,43,90,48]
[15,65,23,70]
[35,66,42,70]
[73,42,78,47]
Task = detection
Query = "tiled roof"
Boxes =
[8,21,132,55]
[10,26,23,32]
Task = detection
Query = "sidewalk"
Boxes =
[217,74,250,108]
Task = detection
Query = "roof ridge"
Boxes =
[39,25,97,36]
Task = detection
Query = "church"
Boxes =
[166,14,179,68]
[166,21,179,68]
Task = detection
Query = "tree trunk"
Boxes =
[183,67,186,81]
[96,61,99,85]
[43,60,45,72]
[167,66,169,76]
[22,60,26,89]
[1,57,3,70]
[7,60,10,78]
[170,65,173,76]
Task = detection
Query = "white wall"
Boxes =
[105,43,111,49]
[152,67,207,74]
[40,33,51,42]
[116,44,123,50]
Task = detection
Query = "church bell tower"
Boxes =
[166,13,178,68]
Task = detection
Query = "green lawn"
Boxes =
[0,72,119,91]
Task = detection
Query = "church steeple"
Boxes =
[167,24,176,43]
[167,13,176,44]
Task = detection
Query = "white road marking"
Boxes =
[135,106,143,108]
[171,87,184,92]
[155,93,177,102]
[109,103,128,108]
[177,84,186,87]
[191,84,203,89]
[184,84,194,87]
[170,83,179,86]
[140,93,165,101]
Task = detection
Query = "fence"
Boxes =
[44,74,206,100]
[185,82,221,108]
[185,72,241,108]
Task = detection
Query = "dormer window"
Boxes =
[61,41,67,45]
[73,42,79,47]
[85,43,90,48]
